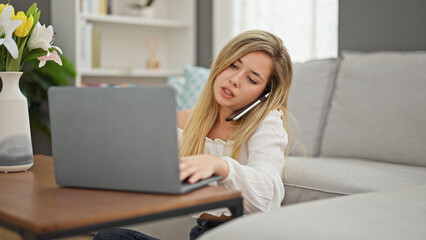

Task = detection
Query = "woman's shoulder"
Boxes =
[269,109,284,117]
[256,109,285,133]
[264,109,284,122]
[177,109,192,129]
[249,109,287,144]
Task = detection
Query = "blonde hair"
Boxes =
[180,30,293,160]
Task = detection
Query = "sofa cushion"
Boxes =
[321,51,426,166]
[200,185,426,240]
[288,58,338,157]
[181,65,210,110]
[282,156,426,205]
[166,75,187,111]
[166,65,210,111]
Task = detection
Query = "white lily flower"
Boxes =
[28,22,52,51]
[0,5,22,59]
[28,22,62,56]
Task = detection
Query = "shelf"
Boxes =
[51,0,195,87]
[82,15,189,28]
[80,68,182,78]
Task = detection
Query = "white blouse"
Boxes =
[178,110,288,217]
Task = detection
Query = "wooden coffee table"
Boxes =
[0,155,243,240]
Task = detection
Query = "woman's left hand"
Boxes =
[179,154,229,184]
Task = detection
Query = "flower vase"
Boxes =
[0,72,34,173]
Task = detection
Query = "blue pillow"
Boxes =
[181,65,210,110]
[166,75,187,111]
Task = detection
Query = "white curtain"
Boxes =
[213,0,338,63]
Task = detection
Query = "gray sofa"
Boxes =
[200,185,426,239]
[129,51,426,239]
[284,51,426,204]
[198,51,426,239]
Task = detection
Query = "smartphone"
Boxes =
[225,91,270,122]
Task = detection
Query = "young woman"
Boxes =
[94,29,293,240]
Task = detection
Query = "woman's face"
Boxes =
[213,51,273,114]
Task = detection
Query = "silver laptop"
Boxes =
[48,86,221,194]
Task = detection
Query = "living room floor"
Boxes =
[0,226,93,240]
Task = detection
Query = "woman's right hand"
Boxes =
[179,154,229,184]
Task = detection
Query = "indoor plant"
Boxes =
[20,53,75,138]
[0,3,66,173]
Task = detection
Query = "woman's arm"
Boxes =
[178,108,230,184]
[179,110,287,214]
[221,110,287,213]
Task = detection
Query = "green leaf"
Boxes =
[6,42,25,71]
[26,68,51,91]
[28,11,41,34]
[26,3,38,17]
[59,55,77,77]
[6,35,32,71]
[35,60,69,86]
[22,48,48,62]
[33,10,40,24]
